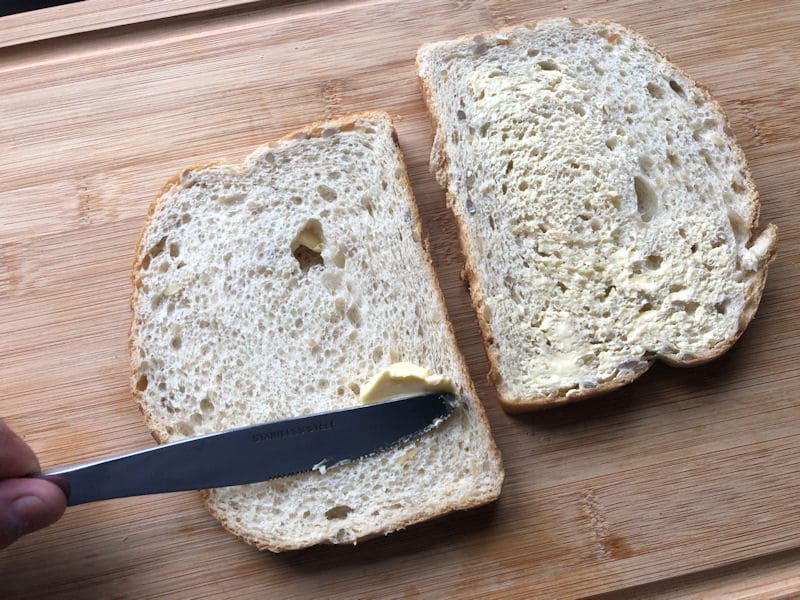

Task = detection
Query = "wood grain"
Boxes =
[1,0,799,598]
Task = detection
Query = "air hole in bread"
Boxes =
[171,335,182,350]
[317,184,337,202]
[177,422,194,437]
[169,243,180,258]
[488,215,496,230]
[291,220,324,273]
[634,175,658,222]
[505,159,514,174]
[605,137,618,150]
[731,180,746,194]
[538,60,558,71]
[667,151,681,167]
[381,180,388,190]
[501,183,508,194]
[638,155,654,173]
[669,79,686,97]
[639,302,654,313]
[346,305,361,327]
[518,181,529,191]
[456,109,466,121]
[690,243,699,254]
[603,285,616,298]
[527,48,540,57]
[465,196,477,214]
[645,255,663,270]
[136,375,149,391]
[332,249,346,269]
[200,397,214,414]
[572,103,586,116]
[371,346,384,362]
[646,82,664,99]
[348,382,361,396]
[685,302,700,315]
[556,282,567,292]
[148,236,167,259]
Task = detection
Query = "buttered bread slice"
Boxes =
[130,112,503,550]
[417,19,777,411]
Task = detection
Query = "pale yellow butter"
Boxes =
[359,362,457,405]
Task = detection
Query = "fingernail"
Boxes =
[7,495,45,537]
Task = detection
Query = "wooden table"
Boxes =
[1,1,798,597]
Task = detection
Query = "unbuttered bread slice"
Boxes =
[130,112,503,551]
[417,19,777,411]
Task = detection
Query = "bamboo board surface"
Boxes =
[1,0,799,597]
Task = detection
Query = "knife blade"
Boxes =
[38,392,455,506]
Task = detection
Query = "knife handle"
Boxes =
[35,437,220,506]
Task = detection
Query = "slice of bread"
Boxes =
[417,19,777,412]
[129,112,503,551]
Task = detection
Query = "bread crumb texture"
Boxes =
[418,19,776,409]
[131,113,502,551]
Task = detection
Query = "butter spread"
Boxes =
[359,362,457,405]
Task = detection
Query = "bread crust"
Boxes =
[417,18,777,412]
[129,111,503,551]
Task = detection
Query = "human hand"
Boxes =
[0,420,66,549]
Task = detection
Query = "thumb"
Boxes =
[0,478,66,549]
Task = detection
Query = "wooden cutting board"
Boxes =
[1,1,798,597]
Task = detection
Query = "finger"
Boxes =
[0,478,66,549]
[0,420,41,479]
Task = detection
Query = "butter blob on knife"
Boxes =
[359,363,457,404]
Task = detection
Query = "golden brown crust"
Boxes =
[129,111,502,552]
[417,18,777,412]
